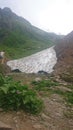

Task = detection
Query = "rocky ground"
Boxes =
[54,31,73,75]
[0,73,73,130]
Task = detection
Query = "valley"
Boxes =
[0,7,73,130]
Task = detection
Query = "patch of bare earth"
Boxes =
[42,94,73,130]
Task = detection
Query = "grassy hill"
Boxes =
[0,7,62,59]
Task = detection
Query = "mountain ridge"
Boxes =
[0,7,63,59]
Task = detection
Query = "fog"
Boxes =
[0,0,73,34]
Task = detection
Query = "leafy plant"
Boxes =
[0,74,43,114]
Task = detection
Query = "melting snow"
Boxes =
[7,46,57,73]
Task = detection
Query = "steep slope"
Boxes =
[54,31,73,74]
[0,7,62,59]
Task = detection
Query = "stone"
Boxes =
[33,124,42,129]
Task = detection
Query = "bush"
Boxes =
[0,74,43,114]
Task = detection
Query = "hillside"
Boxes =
[0,7,62,59]
[54,31,73,75]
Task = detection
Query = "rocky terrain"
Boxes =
[0,73,73,130]
[54,31,73,75]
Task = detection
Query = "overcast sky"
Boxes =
[0,0,73,35]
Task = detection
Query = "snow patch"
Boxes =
[7,46,57,73]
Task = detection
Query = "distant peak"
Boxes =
[3,7,12,12]
[67,31,73,36]
[64,30,73,40]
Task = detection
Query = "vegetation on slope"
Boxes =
[0,71,73,115]
[0,7,62,59]
[0,74,43,114]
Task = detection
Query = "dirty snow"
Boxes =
[7,46,57,73]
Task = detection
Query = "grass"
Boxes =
[0,28,54,59]
[31,79,59,91]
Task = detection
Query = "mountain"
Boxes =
[54,31,73,75]
[0,7,62,59]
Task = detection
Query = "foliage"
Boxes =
[32,79,73,105]
[32,79,59,91]
[0,74,43,114]
[65,91,73,104]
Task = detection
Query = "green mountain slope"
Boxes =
[0,7,62,59]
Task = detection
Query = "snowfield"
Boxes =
[7,46,57,73]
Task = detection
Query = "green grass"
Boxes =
[0,29,54,59]
[31,79,59,91]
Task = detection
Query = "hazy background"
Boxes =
[0,0,73,35]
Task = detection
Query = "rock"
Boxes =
[41,113,50,119]
[33,124,42,129]
[34,77,41,82]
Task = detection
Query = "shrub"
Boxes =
[0,74,43,114]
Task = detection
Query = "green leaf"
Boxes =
[0,86,8,94]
